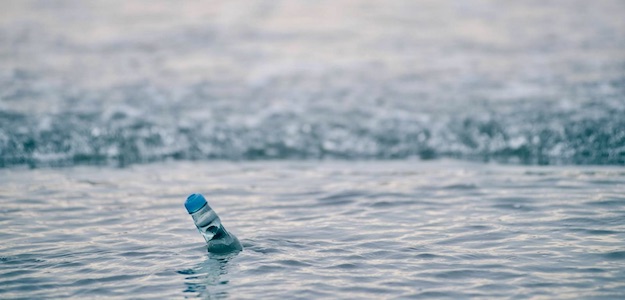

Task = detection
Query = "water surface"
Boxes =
[1,161,624,298]
[1,0,624,167]
[1,1,624,298]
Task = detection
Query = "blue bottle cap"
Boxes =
[185,193,208,214]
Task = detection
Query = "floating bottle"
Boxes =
[184,193,242,253]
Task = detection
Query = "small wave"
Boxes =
[1,89,624,168]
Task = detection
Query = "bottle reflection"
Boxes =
[178,253,237,298]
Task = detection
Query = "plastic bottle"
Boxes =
[184,193,243,253]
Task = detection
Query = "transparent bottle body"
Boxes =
[190,204,242,253]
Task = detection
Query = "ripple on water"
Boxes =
[1,161,625,298]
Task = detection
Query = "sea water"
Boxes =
[1,0,625,298]
[0,0,624,167]
[1,161,624,298]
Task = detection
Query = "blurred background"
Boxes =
[1,0,624,167]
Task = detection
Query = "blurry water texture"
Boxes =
[1,0,624,167]
[1,161,625,298]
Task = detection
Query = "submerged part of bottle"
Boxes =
[185,193,243,253]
